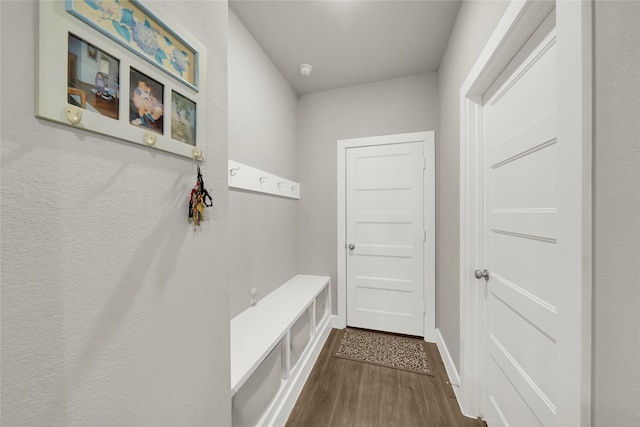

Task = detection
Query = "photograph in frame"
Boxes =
[171,91,196,146]
[129,68,164,134]
[68,33,120,119]
[66,0,198,90]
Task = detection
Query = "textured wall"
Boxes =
[228,10,299,318]
[593,1,640,425]
[0,1,231,425]
[296,73,439,313]
[436,0,509,368]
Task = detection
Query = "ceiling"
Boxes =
[229,0,462,95]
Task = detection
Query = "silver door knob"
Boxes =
[348,244,355,250]
[474,269,489,280]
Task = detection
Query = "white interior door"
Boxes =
[345,141,424,336]
[481,11,561,426]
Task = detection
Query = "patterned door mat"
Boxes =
[334,328,433,376]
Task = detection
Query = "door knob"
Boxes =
[348,244,355,250]
[474,269,489,280]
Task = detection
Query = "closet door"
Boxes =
[345,140,425,336]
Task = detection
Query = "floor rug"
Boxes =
[334,328,433,376]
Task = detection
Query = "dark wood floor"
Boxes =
[286,328,486,427]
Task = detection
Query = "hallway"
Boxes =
[286,329,485,427]
[1,1,638,426]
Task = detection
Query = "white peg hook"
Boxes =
[143,131,157,146]
[65,105,83,125]
[192,148,205,163]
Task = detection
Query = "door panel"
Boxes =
[483,10,559,427]
[355,222,412,246]
[355,256,413,282]
[346,142,424,336]
[489,143,559,211]
[490,236,558,319]
[356,189,415,211]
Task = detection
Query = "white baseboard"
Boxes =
[266,314,336,426]
[435,328,463,411]
[331,314,340,328]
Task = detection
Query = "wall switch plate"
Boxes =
[250,287,259,306]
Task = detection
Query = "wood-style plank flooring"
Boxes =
[286,328,486,427]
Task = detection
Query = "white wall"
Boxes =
[296,73,439,312]
[228,10,299,318]
[436,0,509,367]
[593,1,640,425]
[0,1,231,425]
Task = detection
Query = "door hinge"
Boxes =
[423,157,426,170]
[423,230,426,242]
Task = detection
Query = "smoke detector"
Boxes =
[298,63,314,77]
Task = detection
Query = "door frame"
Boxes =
[337,131,436,342]
[459,0,592,424]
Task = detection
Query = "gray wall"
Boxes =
[0,1,231,425]
[228,10,299,318]
[593,1,640,425]
[296,73,439,312]
[436,0,509,368]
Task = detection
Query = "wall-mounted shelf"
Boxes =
[228,160,300,199]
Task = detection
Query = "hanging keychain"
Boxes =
[188,165,213,227]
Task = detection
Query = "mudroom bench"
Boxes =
[230,274,332,427]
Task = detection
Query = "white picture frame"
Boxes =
[36,1,207,160]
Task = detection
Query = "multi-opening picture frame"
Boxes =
[36,1,207,160]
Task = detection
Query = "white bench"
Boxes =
[230,275,332,427]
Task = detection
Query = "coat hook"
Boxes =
[277,181,285,187]
[143,131,157,146]
[192,148,205,163]
[259,176,268,183]
[230,167,240,176]
[291,185,297,191]
[65,105,83,125]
